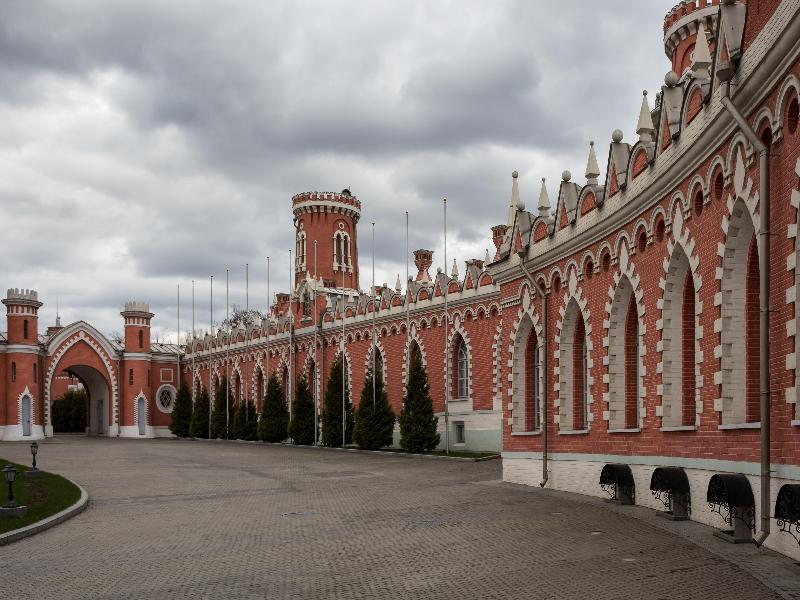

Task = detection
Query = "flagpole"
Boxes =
[192,280,196,402]
[372,222,376,409]
[226,268,230,436]
[313,240,318,445]
[209,274,214,440]
[245,262,250,423]
[288,250,293,419]
[342,262,346,447]
[266,257,270,403]
[177,284,180,393]
[443,198,450,455]
[406,211,410,389]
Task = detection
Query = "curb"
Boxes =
[178,437,500,462]
[0,479,89,547]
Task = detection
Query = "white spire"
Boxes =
[585,141,600,185]
[692,21,712,79]
[451,258,459,279]
[484,248,490,264]
[395,274,402,292]
[636,90,655,142]
[537,178,551,217]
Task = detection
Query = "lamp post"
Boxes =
[25,441,41,478]
[3,466,17,507]
[1,465,26,517]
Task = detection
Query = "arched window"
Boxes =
[256,368,265,411]
[23,319,28,339]
[525,328,539,431]
[624,295,639,429]
[719,198,759,425]
[607,274,641,431]
[281,366,289,399]
[660,243,697,428]
[138,329,143,349]
[573,316,587,430]
[559,300,588,432]
[452,336,469,399]
[303,291,311,318]
[745,236,760,422]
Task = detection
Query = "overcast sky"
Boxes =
[1,0,672,343]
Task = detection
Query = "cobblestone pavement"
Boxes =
[0,437,794,599]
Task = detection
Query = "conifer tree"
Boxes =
[289,376,316,445]
[243,400,259,441]
[399,351,440,452]
[321,355,354,447]
[354,370,396,450]
[169,382,193,438]
[210,375,230,439]
[189,386,210,439]
[258,374,289,442]
[232,400,246,440]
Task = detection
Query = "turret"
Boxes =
[663,0,721,77]
[3,288,42,344]
[292,189,361,291]
[120,301,154,353]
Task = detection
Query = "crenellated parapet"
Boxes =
[291,190,362,221]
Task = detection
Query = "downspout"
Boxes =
[721,82,771,547]
[517,250,548,487]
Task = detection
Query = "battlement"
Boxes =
[292,190,362,217]
[5,288,39,302]
[121,301,152,315]
[663,0,724,32]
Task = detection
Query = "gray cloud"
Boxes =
[1,0,672,338]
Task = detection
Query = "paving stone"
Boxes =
[0,437,791,599]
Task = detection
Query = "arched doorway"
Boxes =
[45,323,119,438]
[21,394,32,436]
[65,365,112,436]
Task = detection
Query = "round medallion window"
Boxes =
[156,385,176,413]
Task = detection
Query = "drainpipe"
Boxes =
[517,250,548,487]
[721,81,771,548]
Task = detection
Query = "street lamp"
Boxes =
[3,465,17,508]
[26,441,41,478]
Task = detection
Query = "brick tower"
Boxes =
[2,288,43,439]
[120,301,154,437]
[292,190,361,292]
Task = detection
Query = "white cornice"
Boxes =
[492,4,800,285]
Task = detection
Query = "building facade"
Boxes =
[3,0,800,561]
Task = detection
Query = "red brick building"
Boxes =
[3,0,800,561]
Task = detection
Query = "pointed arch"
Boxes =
[605,252,646,431]
[509,287,544,433]
[447,319,472,402]
[402,326,427,390]
[557,289,593,432]
[364,338,388,385]
[658,211,702,429]
[716,183,760,425]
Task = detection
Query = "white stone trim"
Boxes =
[508,283,545,432]
[658,209,703,427]
[788,157,800,418]
[44,328,119,434]
[604,241,646,430]
[155,384,177,414]
[555,267,593,431]
[715,148,760,425]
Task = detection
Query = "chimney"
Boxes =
[413,249,433,282]
[491,225,507,260]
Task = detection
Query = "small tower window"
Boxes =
[23,319,28,340]
[138,330,143,349]
[11,362,16,382]
[129,369,134,385]
[33,362,37,383]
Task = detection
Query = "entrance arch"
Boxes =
[66,365,112,436]
[45,322,119,437]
